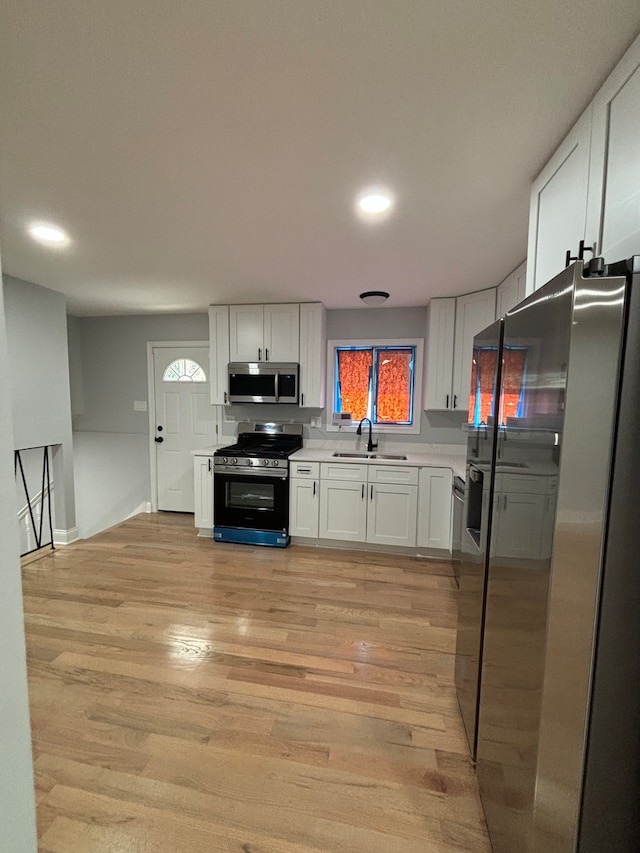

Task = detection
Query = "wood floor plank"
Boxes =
[24,512,490,852]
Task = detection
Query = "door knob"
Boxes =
[155,436,164,443]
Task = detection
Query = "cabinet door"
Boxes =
[493,492,546,560]
[208,306,230,405]
[496,272,517,320]
[289,478,319,538]
[495,261,526,319]
[263,304,300,363]
[319,480,367,542]
[229,305,264,362]
[366,483,417,548]
[526,108,592,295]
[299,303,326,408]
[193,456,214,529]
[417,467,453,550]
[452,289,496,410]
[424,298,456,410]
[587,35,640,262]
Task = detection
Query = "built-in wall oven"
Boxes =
[213,422,303,548]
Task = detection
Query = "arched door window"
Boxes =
[162,358,207,382]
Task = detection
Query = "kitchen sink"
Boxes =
[332,452,407,461]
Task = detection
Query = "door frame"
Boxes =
[146,340,211,512]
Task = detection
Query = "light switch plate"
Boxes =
[133,400,147,412]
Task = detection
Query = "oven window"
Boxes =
[226,481,275,511]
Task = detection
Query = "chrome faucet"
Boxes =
[357,417,378,453]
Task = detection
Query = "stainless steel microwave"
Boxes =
[227,363,299,404]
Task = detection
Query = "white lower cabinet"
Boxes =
[493,492,546,560]
[417,467,453,550]
[366,482,418,548]
[289,478,319,538]
[292,460,453,552]
[319,479,368,542]
[193,456,214,529]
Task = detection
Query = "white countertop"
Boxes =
[290,447,466,478]
[191,445,226,457]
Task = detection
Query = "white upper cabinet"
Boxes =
[527,33,640,296]
[208,305,230,405]
[229,303,300,363]
[229,305,266,362]
[452,288,496,410]
[526,107,592,295]
[298,302,326,408]
[424,298,456,410]
[586,35,640,262]
[496,260,527,319]
[263,304,300,362]
[424,289,495,412]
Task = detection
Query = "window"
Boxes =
[328,339,423,433]
[162,358,207,382]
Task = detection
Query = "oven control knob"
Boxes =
[272,460,279,467]
[245,459,251,466]
[261,459,269,466]
[231,457,237,465]
[222,457,228,464]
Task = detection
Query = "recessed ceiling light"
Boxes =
[358,193,392,213]
[28,223,69,246]
[355,188,394,220]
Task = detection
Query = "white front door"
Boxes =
[153,346,217,512]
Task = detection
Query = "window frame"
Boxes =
[326,338,423,435]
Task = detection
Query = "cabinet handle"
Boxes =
[258,348,262,361]
[297,467,311,474]
[301,392,305,406]
[224,391,227,404]
[265,348,269,362]
[503,494,508,510]
[208,458,211,472]
[453,395,458,409]
[565,249,579,267]
[313,481,316,496]
[370,484,374,501]
[578,239,595,260]
[446,394,449,408]
[361,484,365,500]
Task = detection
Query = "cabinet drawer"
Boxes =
[500,473,549,495]
[291,461,320,479]
[367,465,418,486]
[320,462,368,482]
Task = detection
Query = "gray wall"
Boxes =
[3,275,76,531]
[73,314,208,434]
[0,266,38,851]
[70,313,209,537]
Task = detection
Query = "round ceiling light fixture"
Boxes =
[28,222,69,246]
[360,290,390,307]
[355,188,394,220]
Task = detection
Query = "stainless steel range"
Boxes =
[213,422,303,547]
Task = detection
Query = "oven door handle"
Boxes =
[214,467,287,479]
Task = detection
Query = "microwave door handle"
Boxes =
[274,371,280,402]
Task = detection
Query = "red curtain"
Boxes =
[337,350,372,420]
[376,350,412,422]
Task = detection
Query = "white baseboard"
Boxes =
[127,501,152,519]
[53,527,80,546]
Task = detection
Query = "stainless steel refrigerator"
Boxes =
[456,256,640,853]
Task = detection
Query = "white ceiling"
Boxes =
[1,1,639,316]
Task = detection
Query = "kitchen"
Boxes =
[2,4,640,851]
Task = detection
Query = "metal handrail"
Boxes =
[14,445,55,557]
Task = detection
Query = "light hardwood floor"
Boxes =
[23,512,490,853]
